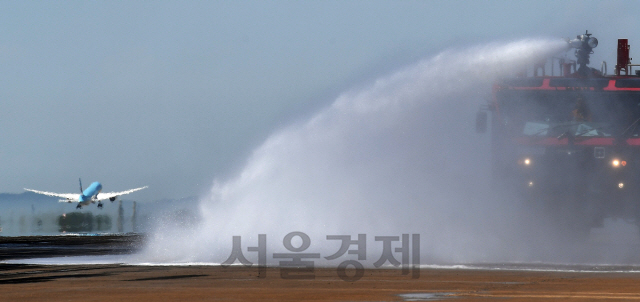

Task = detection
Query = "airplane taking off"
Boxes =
[25,179,147,209]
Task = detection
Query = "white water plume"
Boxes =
[142,38,592,266]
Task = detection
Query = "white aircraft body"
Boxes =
[25,179,147,209]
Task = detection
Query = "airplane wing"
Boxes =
[24,189,79,202]
[95,186,148,201]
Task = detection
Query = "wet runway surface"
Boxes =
[0,234,144,261]
[3,264,640,301]
[3,234,640,301]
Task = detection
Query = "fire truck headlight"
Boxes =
[587,37,598,48]
[618,182,624,189]
[519,158,531,166]
[612,159,621,168]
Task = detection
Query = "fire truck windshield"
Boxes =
[497,90,640,138]
[522,121,611,137]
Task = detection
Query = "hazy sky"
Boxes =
[3,1,640,201]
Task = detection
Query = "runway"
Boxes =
[3,235,640,301]
[0,234,144,262]
[3,264,640,301]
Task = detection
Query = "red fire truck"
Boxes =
[477,31,640,232]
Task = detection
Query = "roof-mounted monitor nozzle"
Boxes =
[567,30,598,76]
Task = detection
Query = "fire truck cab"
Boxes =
[479,31,640,232]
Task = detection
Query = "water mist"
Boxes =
[142,38,638,267]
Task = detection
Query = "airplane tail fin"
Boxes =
[79,178,83,194]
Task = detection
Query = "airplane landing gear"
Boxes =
[97,202,103,209]
[76,204,82,209]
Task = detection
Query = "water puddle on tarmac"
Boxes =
[397,292,457,301]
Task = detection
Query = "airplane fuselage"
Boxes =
[24,180,146,209]
[79,181,102,205]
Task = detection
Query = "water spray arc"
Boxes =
[142,38,606,266]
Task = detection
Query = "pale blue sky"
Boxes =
[2,1,640,200]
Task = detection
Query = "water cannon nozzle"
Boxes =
[567,30,598,76]
[568,30,598,50]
